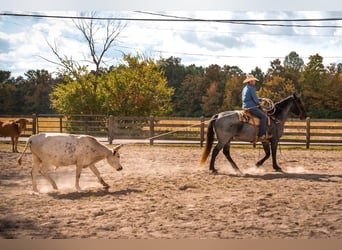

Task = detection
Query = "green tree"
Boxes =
[299,53,328,117]
[200,64,226,115]
[157,56,188,116]
[201,82,222,116]
[157,56,187,90]
[50,54,174,116]
[174,75,205,117]
[0,70,14,114]
[327,63,342,74]
[0,70,11,83]
[104,54,174,116]
[284,51,304,72]
[164,61,205,116]
[320,63,342,117]
[265,58,285,80]
[325,72,342,117]
[50,64,99,114]
[222,65,243,78]
[258,75,296,101]
[250,67,265,90]
[0,70,57,114]
[283,51,304,94]
[0,81,16,114]
[23,69,57,114]
[223,75,245,110]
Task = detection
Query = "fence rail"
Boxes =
[1,114,342,148]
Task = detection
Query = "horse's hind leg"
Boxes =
[256,141,271,167]
[222,143,242,174]
[209,143,223,174]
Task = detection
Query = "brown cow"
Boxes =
[0,118,30,152]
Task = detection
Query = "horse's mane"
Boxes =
[273,95,294,117]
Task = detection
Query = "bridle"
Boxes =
[269,95,304,125]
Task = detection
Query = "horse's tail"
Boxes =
[200,115,217,165]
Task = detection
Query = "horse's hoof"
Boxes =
[210,169,218,175]
[235,169,243,176]
[274,167,284,173]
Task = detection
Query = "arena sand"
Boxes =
[0,144,341,239]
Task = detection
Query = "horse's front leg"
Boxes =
[270,139,283,172]
[256,141,270,167]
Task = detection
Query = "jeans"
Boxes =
[249,107,267,136]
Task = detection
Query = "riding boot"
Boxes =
[257,134,267,142]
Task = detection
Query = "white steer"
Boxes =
[17,133,123,192]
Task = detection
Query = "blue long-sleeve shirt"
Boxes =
[242,84,261,109]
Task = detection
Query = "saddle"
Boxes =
[237,109,272,141]
[237,109,269,126]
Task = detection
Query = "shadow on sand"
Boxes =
[216,171,342,183]
[247,172,341,183]
[48,188,142,200]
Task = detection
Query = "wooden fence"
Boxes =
[1,114,342,148]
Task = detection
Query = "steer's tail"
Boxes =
[17,138,31,165]
[200,115,217,165]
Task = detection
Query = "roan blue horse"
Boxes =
[200,94,306,174]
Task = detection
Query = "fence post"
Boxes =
[200,116,205,147]
[32,114,37,134]
[59,116,63,133]
[149,116,155,146]
[108,115,114,144]
[306,117,311,149]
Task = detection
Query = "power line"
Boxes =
[2,12,342,28]
[135,11,342,23]
[3,12,341,38]
[135,11,342,28]
[116,44,342,61]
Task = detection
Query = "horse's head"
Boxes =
[291,94,306,120]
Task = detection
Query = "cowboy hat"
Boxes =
[243,74,259,83]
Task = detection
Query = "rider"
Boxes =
[242,74,267,141]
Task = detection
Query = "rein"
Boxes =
[269,96,297,125]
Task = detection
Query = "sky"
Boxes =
[1,4,342,77]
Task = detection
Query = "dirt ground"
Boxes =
[0,142,341,239]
